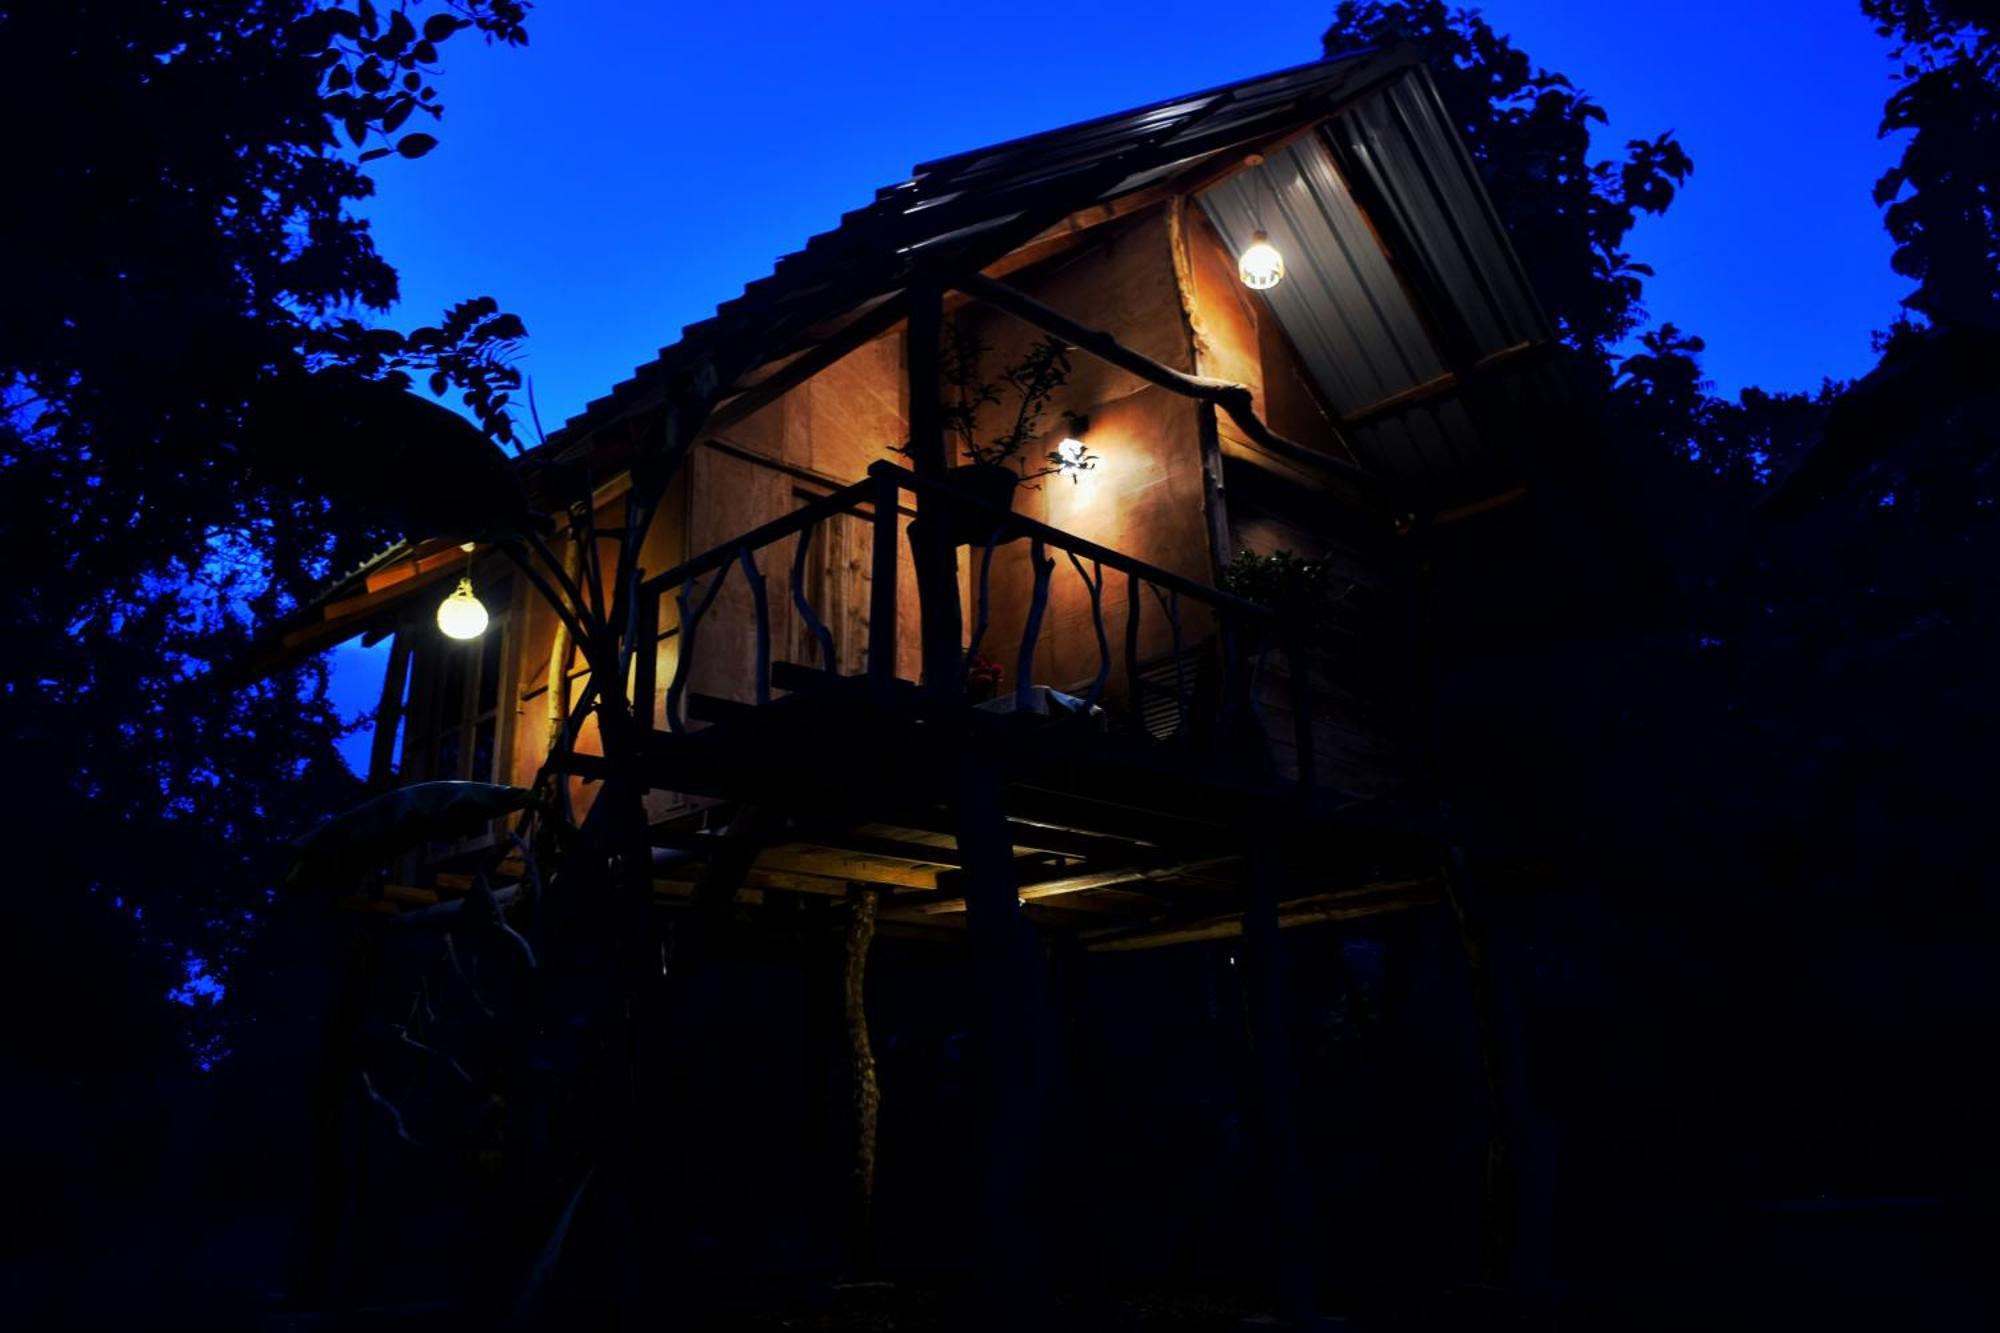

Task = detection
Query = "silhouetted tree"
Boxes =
[1865,0,2000,330]
[0,0,531,1042]
[1322,2,1694,365]
[0,5,531,1310]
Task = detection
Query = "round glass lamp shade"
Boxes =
[1238,231,1285,290]
[436,577,489,640]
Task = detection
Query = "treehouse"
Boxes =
[270,45,1561,1319]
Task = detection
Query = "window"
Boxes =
[790,494,872,677]
[400,575,514,856]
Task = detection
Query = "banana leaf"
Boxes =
[287,780,534,889]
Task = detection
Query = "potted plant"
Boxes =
[1220,549,1352,653]
[897,321,1083,544]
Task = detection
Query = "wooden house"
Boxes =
[272,45,1562,1319]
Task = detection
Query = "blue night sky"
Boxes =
[329,0,1913,764]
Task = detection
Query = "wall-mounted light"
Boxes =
[1237,152,1287,291]
[436,542,489,640]
[1049,412,1099,484]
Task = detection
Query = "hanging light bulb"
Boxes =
[436,543,488,640]
[1238,229,1285,290]
[1237,152,1287,291]
[436,577,489,640]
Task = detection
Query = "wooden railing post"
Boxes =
[905,278,964,694]
[867,466,900,685]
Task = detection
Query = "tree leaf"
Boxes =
[396,132,439,159]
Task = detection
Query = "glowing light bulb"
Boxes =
[436,577,489,640]
[1238,230,1285,290]
[1055,437,1090,478]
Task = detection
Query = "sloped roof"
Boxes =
[265,47,1556,665]
[546,47,1424,452]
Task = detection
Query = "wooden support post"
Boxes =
[952,753,1048,1328]
[842,885,882,1277]
[905,279,964,693]
[1196,401,1233,588]
[1244,827,1318,1326]
[366,631,411,789]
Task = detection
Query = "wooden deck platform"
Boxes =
[557,665,1440,951]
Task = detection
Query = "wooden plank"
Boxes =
[703,294,908,436]
[1086,880,1440,952]
[914,855,1243,916]
[1337,341,1543,430]
[752,844,946,890]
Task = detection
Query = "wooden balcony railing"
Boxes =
[632,460,1322,790]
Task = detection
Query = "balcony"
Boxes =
[571,460,1433,946]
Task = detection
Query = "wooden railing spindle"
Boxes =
[632,579,659,730]
[1016,538,1054,711]
[1124,570,1142,715]
[1065,551,1110,709]
[667,565,730,733]
[738,543,771,706]
[790,519,838,674]
[961,532,1001,689]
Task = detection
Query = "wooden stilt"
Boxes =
[1244,826,1318,1326]
[952,753,1048,1328]
[843,885,883,1277]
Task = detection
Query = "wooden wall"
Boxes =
[469,180,1411,811]
[1180,202,1415,796]
[965,208,1217,706]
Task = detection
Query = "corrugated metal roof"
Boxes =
[1199,67,1551,502]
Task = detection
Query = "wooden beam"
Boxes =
[1337,340,1544,430]
[1433,486,1528,527]
[752,844,945,891]
[704,294,909,436]
[913,855,1243,916]
[366,632,410,789]
[951,272,1382,496]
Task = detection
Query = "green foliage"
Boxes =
[1323,2,1694,360]
[1221,549,1350,627]
[0,0,533,1069]
[287,780,535,890]
[906,320,1075,472]
[1864,0,2000,327]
